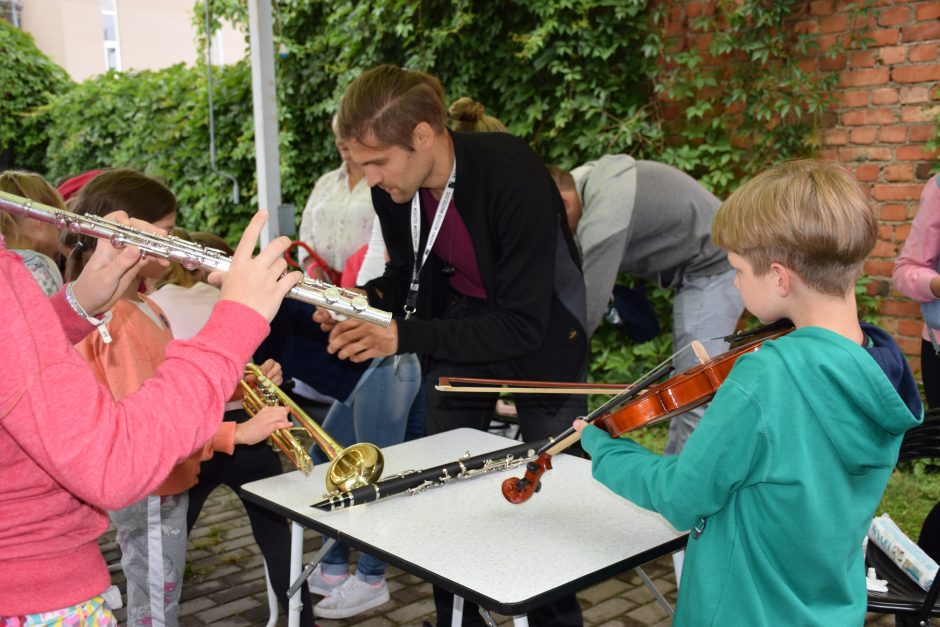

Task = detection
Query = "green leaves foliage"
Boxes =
[43,63,258,242]
[274,0,658,207]
[0,21,71,173]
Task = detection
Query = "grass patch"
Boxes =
[190,524,227,551]
[184,562,215,582]
[220,553,249,567]
[877,462,940,538]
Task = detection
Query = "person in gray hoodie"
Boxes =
[551,156,744,454]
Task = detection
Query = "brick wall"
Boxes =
[656,0,940,372]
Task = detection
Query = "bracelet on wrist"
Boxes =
[65,282,113,344]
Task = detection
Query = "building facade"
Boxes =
[8,0,245,81]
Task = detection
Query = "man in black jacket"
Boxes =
[314,64,586,626]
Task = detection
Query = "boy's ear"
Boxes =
[771,262,792,297]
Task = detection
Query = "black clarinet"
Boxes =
[311,438,551,511]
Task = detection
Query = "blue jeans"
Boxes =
[312,353,425,581]
[664,268,745,454]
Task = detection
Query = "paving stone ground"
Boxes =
[98,483,898,626]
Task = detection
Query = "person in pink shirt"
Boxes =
[65,170,293,627]
[893,174,940,408]
[0,198,299,626]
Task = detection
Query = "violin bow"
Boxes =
[435,340,711,395]
[435,377,630,395]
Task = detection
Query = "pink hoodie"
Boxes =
[893,175,940,342]
[0,240,268,615]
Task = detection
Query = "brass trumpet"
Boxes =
[239,363,384,493]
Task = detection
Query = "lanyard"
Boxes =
[404,160,457,318]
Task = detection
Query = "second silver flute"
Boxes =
[0,190,392,327]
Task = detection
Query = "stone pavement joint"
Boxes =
[97,484,898,626]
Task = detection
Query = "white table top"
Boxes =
[241,428,684,614]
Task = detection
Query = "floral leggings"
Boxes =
[0,596,115,627]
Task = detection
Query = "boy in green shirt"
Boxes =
[574,160,923,625]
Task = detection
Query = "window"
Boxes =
[101,0,121,71]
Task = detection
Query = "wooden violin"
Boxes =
[501,321,793,505]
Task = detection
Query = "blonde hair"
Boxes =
[712,159,876,296]
[0,171,66,247]
[447,97,507,133]
[156,228,197,289]
[337,64,447,150]
[156,229,234,290]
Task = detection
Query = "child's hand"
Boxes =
[572,418,588,433]
[71,212,169,315]
[256,358,283,386]
[235,406,293,446]
[213,211,302,322]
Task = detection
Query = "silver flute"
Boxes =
[0,190,392,327]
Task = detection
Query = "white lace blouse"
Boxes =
[297,163,375,273]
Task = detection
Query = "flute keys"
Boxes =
[351,295,368,312]
[323,286,340,304]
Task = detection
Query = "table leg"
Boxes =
[511,615,530,627]
[451,595,464,627]
[635,565,675,616]
[285,527,337,627]
[288,521,304,627]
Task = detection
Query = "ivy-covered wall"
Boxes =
[655,0,940,370]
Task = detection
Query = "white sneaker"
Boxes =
[306,563,349,596]
[314,576,390,619]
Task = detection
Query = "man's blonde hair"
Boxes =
[712,159,876,296]
[337,64,447,150]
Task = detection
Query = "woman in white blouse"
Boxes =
[297,116,376,284]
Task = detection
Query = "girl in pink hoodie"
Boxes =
[0,198,300,625]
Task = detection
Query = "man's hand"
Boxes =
[70,211,169,316]
[327,318,398,362]
[312,306,340,333]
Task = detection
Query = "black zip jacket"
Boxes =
[364,130,588,390]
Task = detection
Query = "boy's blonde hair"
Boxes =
[712,159,876,296]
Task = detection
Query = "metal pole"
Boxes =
[247,0,282,246]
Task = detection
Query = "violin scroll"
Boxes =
[501,452,552,504]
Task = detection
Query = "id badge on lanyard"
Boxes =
[404,160,457,319]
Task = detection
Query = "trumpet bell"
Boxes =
[326,443,384,493]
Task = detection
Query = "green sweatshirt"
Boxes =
[581,327,922,626]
